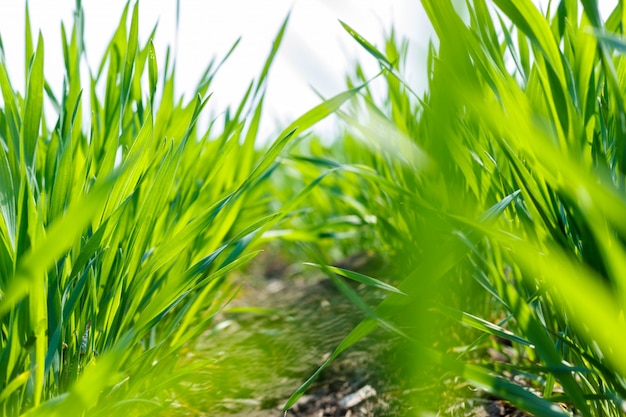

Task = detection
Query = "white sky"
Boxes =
[0,0,427,140]
[0,1,619,140]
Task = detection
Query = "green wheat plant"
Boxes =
[283,1,626,416]
[0,1,363,415]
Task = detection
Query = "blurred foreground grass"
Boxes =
[281,1,626,416]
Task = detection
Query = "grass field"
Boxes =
[2,1,626,416]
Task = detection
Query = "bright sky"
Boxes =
[0,1,619,140]
[0,0,427,140]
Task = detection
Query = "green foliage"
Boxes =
[284,1,626,416]
[6,0,626,416]
[0,2,361,415]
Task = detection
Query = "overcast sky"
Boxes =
[0,1,618,140]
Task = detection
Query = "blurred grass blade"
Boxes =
[304,262,405,295]
[438,305,534,348]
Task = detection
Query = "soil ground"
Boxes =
[174,250,530,417]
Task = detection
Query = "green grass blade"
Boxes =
[21,32,44,169]
[24,2,33,84]
[147,40,157,107]
[0,172,120,315]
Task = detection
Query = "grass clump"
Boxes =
[0,1,363,415]
[282,1,626,416]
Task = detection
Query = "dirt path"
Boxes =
[173,250,407,416]
[173,251,531,417]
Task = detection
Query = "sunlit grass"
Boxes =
[283,1,626,416]
[4,0,626,416]
[0,1,363,415]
